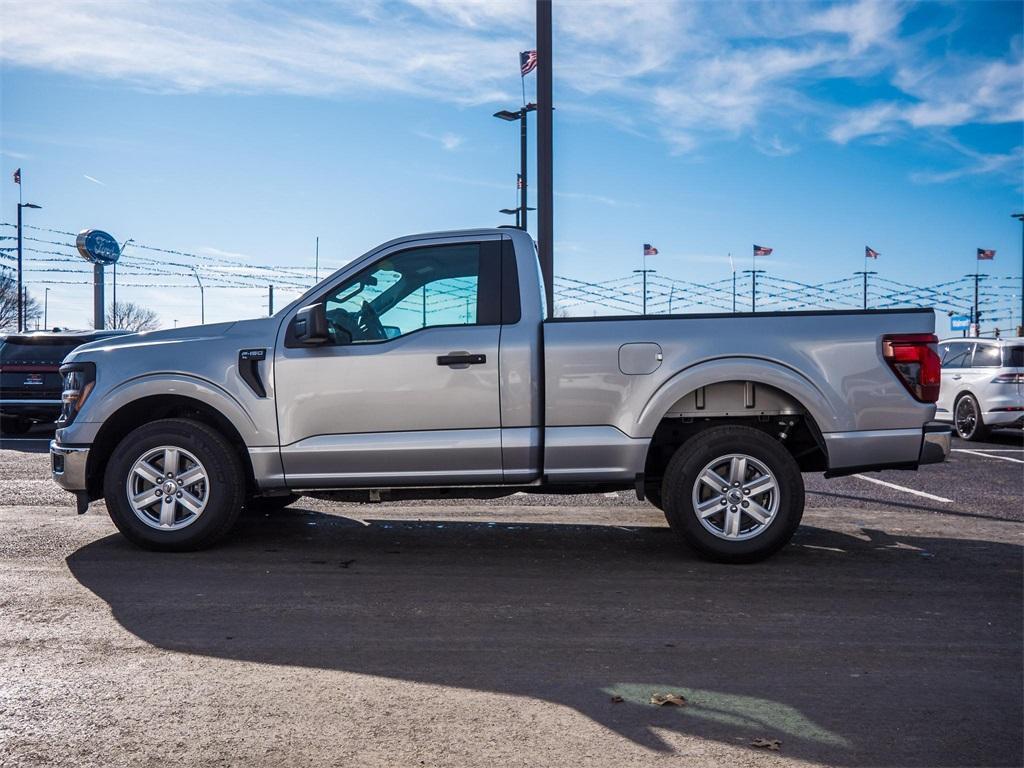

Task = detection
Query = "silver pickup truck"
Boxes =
[50,228,950,561]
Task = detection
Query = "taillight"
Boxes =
[992,373,1024,384]
[882,333,940,403]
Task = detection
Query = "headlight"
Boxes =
[58,362,96,425]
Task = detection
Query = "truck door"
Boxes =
[274,235,503,487]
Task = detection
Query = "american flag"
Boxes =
[517,173,524,190]
[643,243,658,256]
[520,50,538,76]
[865,246,879,259]
[977,248,995,260]
[12,168,20,185]
[753,244,772,256]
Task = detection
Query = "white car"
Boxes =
[937,338,1024,440]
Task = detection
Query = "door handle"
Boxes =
[437,353,486,366]
[951,375,962,380]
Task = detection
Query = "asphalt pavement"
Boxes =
[0,425,1021,767]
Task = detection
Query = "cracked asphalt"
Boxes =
[1,425,1021,767]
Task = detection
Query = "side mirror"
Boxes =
[293,303,330,345]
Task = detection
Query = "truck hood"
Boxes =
[65,317,279,363]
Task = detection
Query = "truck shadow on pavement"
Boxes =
[66,509,1022,767]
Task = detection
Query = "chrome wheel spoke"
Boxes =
[176,466,205,487]
[159,499,177,526]
[696,496,723,517]
[132,489,161,509]
[745,499,772,525]
[133,461,163,485]
[723,508,742,537]
[699,469,730,493]
[177,489,204,514]
[162,447,179,477]
[743,475,775,497]
[728,456,747,485]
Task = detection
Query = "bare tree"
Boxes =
[0,272,43,332]
[106,301,160,332]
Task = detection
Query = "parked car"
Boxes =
[49,229,950,561]
[0,329,130,435]
[936,337,1024,440]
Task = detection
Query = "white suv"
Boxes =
[937,338,1024,440]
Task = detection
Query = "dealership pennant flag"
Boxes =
[520,50,538,76]
[977,248,995,260]
[865,246,879,259]
[643,243,658,256]
[12,168,20,185]
[753,244,772,256]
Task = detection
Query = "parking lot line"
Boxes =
[952,449,1024,464]
[852,474,954,503]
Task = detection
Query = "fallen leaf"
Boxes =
[610,695,624,704]
[650,693,687,707]
[751,738,782,751]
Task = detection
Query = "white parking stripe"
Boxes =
[852,474,953,503]
[952,448,1024,453]
[952,449,1024,464]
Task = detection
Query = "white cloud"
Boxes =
[1,0,1020,182]
[415,130,465,151]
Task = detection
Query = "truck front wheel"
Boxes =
[661,425,804,563]
[103,418,245,551]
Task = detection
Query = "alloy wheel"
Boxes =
[690,453,780,541]
[126,445,210,530]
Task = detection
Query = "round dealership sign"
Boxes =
[75,229,121,266]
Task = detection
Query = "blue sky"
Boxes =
[0,0,1021,332]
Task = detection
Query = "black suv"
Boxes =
[0,329,130,434]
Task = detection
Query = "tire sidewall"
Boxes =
[661,426,804,562]
[104,419,243,550]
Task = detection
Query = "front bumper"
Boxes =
[919,422,952,465]
[50,440,89,492]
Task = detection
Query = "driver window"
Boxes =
[322,243,483,344]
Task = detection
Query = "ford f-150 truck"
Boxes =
[50,228,951,561]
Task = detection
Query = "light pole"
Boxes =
[854,270,877,309]
[112,238,133,328]
[633,269,656,315]
[493,104,537,231]
[966,272,988,337]
[1013,213,1023,336]
[743,269,766,312]
[192,267,205,324]
[43,287,49,329]
[15,202,42,331]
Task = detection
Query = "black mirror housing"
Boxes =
[293,303,330,345]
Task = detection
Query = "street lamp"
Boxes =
[1013,213,1023,336]
[44,287,49,329]
[192,267,205,324]
[16,202,42,332]
[493,103,536,231]
[743,269,767,312]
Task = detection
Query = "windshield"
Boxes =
[1005,345,1024,367]
[0,338,79,366]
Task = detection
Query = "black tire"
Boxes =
[661,425,804,563]
[103,418,245,551]
[244,493,301,515]
[953,394,989,441]
[1,417,33,436]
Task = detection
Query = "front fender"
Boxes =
[62,372,268,447]
[633,357,844,438]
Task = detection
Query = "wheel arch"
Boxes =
[85,394,257,501]
[641,371,832,483]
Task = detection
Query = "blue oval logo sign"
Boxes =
[75,229,121,266]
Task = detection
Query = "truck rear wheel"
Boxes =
[103,418,245,551]
[661,425,804,563]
